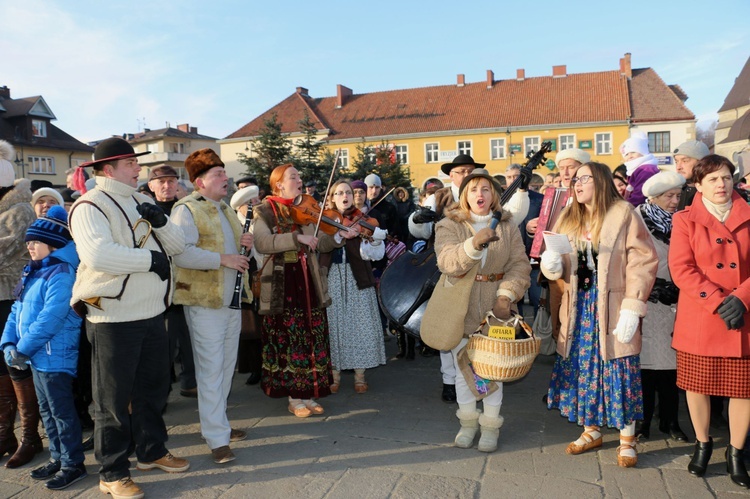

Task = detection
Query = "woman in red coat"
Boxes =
[669,154,750,489]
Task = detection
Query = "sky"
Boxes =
[3,0,748,144]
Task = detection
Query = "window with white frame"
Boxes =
[29,156,55,174]
[337,148,349,168]
[648,131,670,153]
[32,120,47,138]
[559,134,575,151]
[425,143,439,163]
[147,143,159,153]
[395,145,408,164]
[595,132,612,155]
[457,140,472,156]
[524,136,541,156]
[490,138,506,160]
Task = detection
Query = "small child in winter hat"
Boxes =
[25,205,72,250]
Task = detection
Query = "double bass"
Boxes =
[378,143,553,338]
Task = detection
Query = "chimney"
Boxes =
[486,70,494,89]
[0,86,9,99]
[177,123,190,132]
[190,127,197,134]
[296,86,309,97]
[516,69,525,81]
[457,74,465,87]
[336,84,352,109]
[552,65,567,78]
[620,52,632,79]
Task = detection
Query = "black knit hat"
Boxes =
[25,206,72,249]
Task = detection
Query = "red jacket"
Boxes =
[669,192,750,357]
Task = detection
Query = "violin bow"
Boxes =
[314,150,340,238]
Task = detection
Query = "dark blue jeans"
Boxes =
[87,315,170,481]
[31,369,84,469]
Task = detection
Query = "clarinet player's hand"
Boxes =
[220,254,250,272]
[240,232,254,251]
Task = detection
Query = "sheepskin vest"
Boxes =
[0,179,34,302]
[173,194,242,308]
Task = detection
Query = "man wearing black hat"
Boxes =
[304,180,322,202]
[408,154,531,403]
[148,165,198,399]
[68,137,189,498]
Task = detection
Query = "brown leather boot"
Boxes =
[0,375,18,461]
[5,376,42,468]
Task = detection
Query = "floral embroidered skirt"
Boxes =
[547,280,643,429]
[261,259,333,399]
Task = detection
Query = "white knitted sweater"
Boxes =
[69,177,185,323]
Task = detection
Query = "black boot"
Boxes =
[667,421,688,442]
[635,420,650,439]
[0,375,18,461]
[441,384,456,403]
[726,444,750,488]
[395,332,406,359]
[688,437,713,477]
[405,335,415,360]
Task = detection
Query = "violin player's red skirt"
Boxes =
[676,351,750,398]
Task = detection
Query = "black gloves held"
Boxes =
[149,250,170,281]
[136,203,168,228]
[648,278,680,306]
[717,295,746,330]
[412,206,437,224]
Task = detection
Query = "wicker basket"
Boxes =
[466,314,541,382]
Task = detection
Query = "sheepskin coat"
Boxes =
[434,206,531,339]
[0,179,35,302]
[541,200,658,361]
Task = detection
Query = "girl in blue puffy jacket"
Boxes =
[0,206,86,490]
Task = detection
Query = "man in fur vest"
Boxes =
[68,137,189,498]
[170,148,254,465]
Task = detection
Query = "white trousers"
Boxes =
[184,305,241,449]
[451,338,503,408]
[440,350,456,384]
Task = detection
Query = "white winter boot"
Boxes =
[454,408,481,448]
[477,413,504,453]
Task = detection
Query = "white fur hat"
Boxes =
[642,171,685,199]
[31,187,65,208]
[555,148,590,166]
[230,185,260,210]
[0,140,16,188]
[619,132,650,158]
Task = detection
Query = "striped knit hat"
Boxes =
[25,205,72,249]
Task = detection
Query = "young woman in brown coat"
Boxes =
[434,169,531,453]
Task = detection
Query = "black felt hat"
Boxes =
[440,154,485,175]
[79,137,149,168]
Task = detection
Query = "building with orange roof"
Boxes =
[221,53,695,188]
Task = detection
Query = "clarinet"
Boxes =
[229,204,253,310]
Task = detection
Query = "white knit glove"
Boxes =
[540,251,562,276]
[613,309,640,343]
[372,227,388,241]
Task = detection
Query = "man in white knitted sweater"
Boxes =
[69,138,189,499]
[170,149,253,465]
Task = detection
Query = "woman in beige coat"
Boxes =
[540,162,657,468]
[434,169,531,453]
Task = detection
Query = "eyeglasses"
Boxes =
[571,175,593,185]
[333,191,351,197]
[451,168,473,175]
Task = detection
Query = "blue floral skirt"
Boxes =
[547,279,643,429]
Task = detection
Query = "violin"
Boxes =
[290,194,351,236]
[341,208,380,240]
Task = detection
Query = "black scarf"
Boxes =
[639,202,672,246]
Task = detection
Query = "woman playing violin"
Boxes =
[253,165,358,418]
[319,180,388,394]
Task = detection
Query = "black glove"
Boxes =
[136,203,168,228]
[412,207,437,224]
[520,168,532,191]
[717,295,746,330]
[149,250,170,281]
[648,278,680,306]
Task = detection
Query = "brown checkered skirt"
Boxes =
[676,351,750,398]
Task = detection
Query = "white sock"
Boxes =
[482,403,501,419]
[458,402,477,414]
[620,422,636,458]
[573,426,601,446]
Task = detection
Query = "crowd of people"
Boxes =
[0,131,748,498]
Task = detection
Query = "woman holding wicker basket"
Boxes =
[540,162,657,468]
[434,168,531,453]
